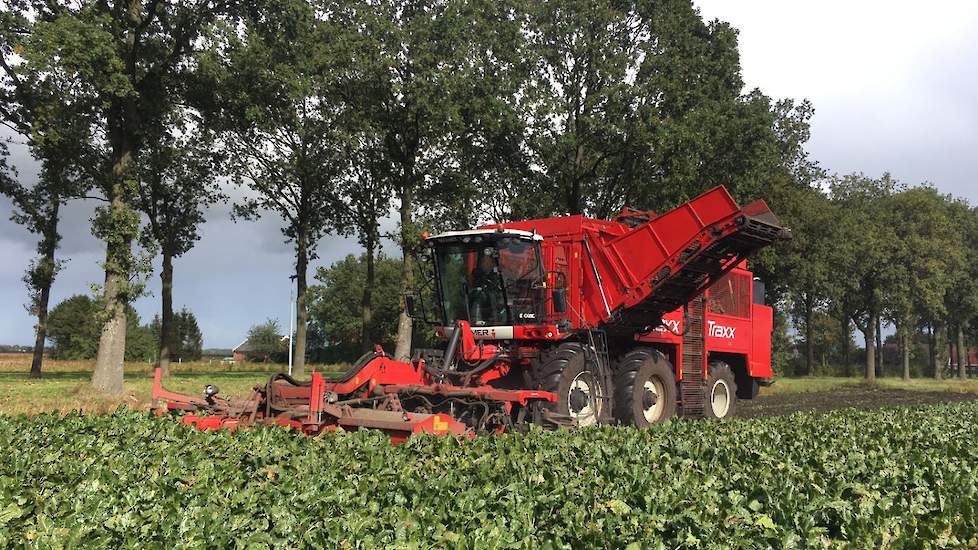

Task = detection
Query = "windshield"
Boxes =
[434,237,544,327]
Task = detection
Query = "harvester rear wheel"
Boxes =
[705,362,738,419]
[613,348,677,426]
[535,343,609,427]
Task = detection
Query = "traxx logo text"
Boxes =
[707,320,736,339]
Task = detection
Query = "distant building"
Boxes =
[232,338,282,363]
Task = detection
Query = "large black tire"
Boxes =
[705,362,738,419]
[613,348,677,427]
[534,343,610,426]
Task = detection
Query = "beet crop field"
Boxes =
[1,402,977,548]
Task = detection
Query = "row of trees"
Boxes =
[769,175,978,381]
[2,0,816,392]
[44,296,203,362]
[8,0,970,388]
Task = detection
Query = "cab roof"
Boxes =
[427,228,543,242]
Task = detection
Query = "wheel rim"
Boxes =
[711,379,731,418]
[642,377,665,423]
[568,371,601,426]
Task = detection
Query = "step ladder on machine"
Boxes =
[680,295,707,417]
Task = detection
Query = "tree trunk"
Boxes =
[864,312,877,382]
[29,199,60,379]
[934,323,946,380]
[957,321,967,380]
[92,285,127,394]
[841,313,851,377]
[569,143,585,215]
[361,235,376,352]
[394,182,415,361]
[901,323,910,381]
[158,249,174,378]
[928,323,939,379]
[92,150,134,395]
[293,231,309,377]
[29,280,51,379]
[804,294,814,376]
[876,316,883,377]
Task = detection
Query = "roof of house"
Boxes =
[232,336,285,354]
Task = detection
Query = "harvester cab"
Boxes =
[423,228,547,332]
[153,185,788,442]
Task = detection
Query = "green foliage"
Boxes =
[308,254,403,360]
[137,114,224,260]
[123,313,156,363]
[200,0,348,253]
[1,404,978,546]
[46,295,101,360]
[245,319,287,363]
[46,295,158,361]
[150,309,204,362]
[466,0,815,221]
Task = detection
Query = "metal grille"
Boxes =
[708,271,751,318]
[680,296,706,417]
[612,211,784,333]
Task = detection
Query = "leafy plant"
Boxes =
[1,403,977,547]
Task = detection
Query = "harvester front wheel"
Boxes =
[613,348,677,426]
[705,362,738,419]
[535,343,609,427]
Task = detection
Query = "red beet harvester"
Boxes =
[153,186,788,442]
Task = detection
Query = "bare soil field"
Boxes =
[739,383,978,418]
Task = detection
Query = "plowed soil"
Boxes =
[738,384,978,418]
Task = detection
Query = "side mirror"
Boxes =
[405,295,418,317]
[405,293,439,325]
[552,288,567,314]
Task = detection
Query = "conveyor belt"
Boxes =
[680,296,706,417]
[606,196,788,333]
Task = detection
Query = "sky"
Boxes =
[2,1,978,348]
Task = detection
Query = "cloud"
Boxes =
[695,0,978,200]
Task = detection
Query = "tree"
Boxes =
[886,186,956,381]
[308,254,403,360]
[245,319,287,363]
[0,155,80,378]
[941,198,978,380]
[200,0,349,376]
[828,174,902,381]
[4,0,234,394]
[47,295,156,361]
[47,295,101,360]
[124,310,156,363]
[775,185,836,375]
[0,9,94,378]
[137,114,222,377]
[501,0,808,220]
[337,0,525,359]
[150,308,203,362]
[340,135,393,352]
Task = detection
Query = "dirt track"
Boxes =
[738,385,978,418]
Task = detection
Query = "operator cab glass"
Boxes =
[433,235,545,327]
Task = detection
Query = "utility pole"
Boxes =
[288,274,297,376]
